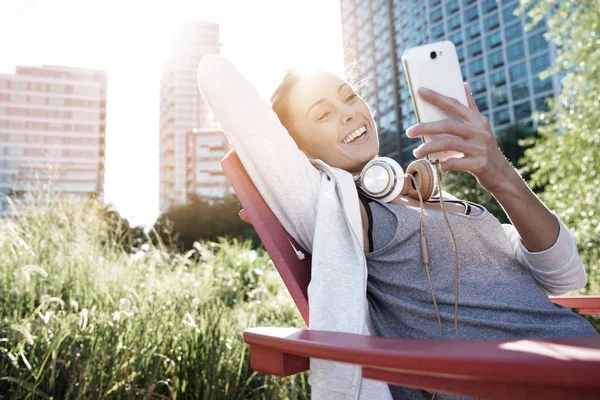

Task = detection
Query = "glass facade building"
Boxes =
[340,0,558,167]
[0,65,107,214]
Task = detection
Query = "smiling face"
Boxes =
[283,71,379,174]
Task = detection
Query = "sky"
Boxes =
[0,0,346,226]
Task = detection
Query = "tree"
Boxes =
[442,123,538,223]
[151,194,260,253]
[518,0,600,293]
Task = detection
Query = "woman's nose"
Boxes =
[341,104,357,123]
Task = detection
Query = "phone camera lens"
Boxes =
[430,51,437,60]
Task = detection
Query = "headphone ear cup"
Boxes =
[357,156,406,203]
[375,157,405,203]
[404,160,437,201]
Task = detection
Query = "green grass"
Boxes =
[0,198,308,399]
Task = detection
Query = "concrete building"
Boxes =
[340,0,558,166]
[0,65,107,213]
[159,21,221,212]
[186,128,233,204]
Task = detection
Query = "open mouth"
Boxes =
[342,124,368,144]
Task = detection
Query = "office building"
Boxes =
[186,128,233,204]
[0,65,107,213]
[159,21,221,212]
[340,0,558,166]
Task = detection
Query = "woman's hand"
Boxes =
[406,83,518,197]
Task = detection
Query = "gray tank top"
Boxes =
[360,195,598,400]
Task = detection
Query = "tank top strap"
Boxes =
[357,192,374,253]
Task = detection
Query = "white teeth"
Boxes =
[342,125,367,144]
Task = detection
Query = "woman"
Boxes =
[197,56,597,400]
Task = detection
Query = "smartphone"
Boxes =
[401,40,468,162]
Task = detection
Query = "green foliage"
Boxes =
[0,199,307,399]
[442,123,539,223]
[153,195,260,253]
[518,0,600,293]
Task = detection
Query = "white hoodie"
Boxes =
[196,55,587,400]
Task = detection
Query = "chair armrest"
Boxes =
[244,327,600,400]
[549,296,600,315]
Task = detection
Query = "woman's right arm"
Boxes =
[197,56,320,252]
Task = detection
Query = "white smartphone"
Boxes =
[401,40,468,162]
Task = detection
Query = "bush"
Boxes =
[0,199,307,399]
[152,194,260,253]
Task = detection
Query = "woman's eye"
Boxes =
[345,94,357,102]
[317,111,331,121]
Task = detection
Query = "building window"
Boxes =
[507,40,525,61]
[530,52,550,74]
[490,70,507,87]
[49,84,66,93]
[528,31,548,55]
[11,80,28,91]
[514,101,532,120]
[430,8,443,24]
[488,50,504,69]
[450,31,463,46]
[48,97,65,106]
[0,80,8,89]
[460,63,467,79]
[505,21,523,42]
[492,86,508,107]
[535,96,550,112]
[9,94,27,103]
[448,14,461,31]
[463,0,477,6]
[457,46,465,62]
[469,58,485,76]
[486,31,502,49]
[431,23,444,39]
[509,61,527,82]
[468,40,483,58]
[446,0,459,15]
[429,0,441,7]
[29,95,46,105]
[533,76,553,94]
[467,23,481,39]
[512,81,529,101]
[525,13,545,32]
[493,108,511,126]
[484,13,500,31]
[502,2,519,25]
[465,6,478,22]
[483,0,498,13]
[471,77,487,95]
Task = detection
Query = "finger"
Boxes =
[463,82,479,112]
[413,137,485,159]
[418,87,480,124]
[440,157,484,174]
[406,118,485,141]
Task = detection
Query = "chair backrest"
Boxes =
[221,149,311,325]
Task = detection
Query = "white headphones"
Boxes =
[353,156,439,203]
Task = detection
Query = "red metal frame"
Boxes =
[222,149,600,399]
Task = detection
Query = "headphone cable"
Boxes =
[409,173,444,340]
[435,160,460,340]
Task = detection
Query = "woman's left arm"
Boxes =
[406,84,587,294]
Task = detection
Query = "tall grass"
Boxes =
[0,198,308,399]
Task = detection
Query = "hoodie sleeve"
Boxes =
[502,215,588,295]
[197,55,320,252]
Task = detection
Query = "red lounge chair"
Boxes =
[221,149,600,400]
